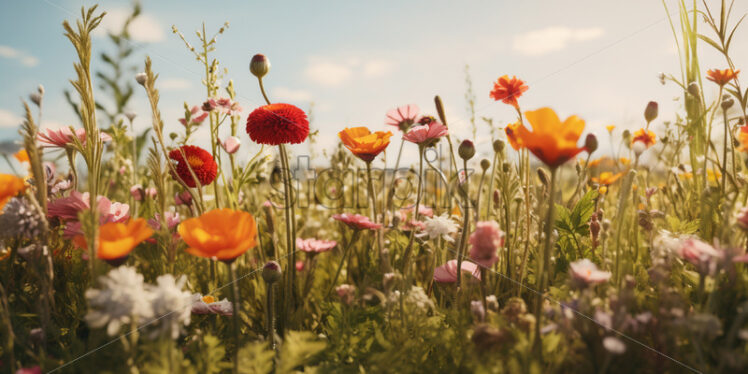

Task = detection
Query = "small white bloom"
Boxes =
[85,266,154,336]
[632,140,647,156]
[603,336,626,354]
[417,213,459,242]
[190,293,233,316]
[148,274,192,340]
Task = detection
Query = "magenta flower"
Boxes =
[468,221,505,268]
[47,190,91,220]
[178,106,209,127]
[37,127,111,148]
[569,259,611,287]
[332,213,382,230]
[296,238,337,253]
[221,136,241,154]
[433,259,481,283]
[385,104,420,132]
[402,121,448,147]
[130,184,144,201]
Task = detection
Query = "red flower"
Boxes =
[168,145,218,188]
[246,103,309,145]
[489,75,528,108]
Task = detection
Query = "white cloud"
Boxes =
[273,87,313,102]
[94,8,165,43]
[363,60,394,77]
[0,45,39,67]
[304,57,395,86]
[513,27,604,56]
[305,60,353,86]
[158,78,192,91]
[0,109,23,128]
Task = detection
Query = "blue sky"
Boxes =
[1,0,747,171]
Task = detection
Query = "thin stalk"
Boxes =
[265,281,276,351]
[326,230,361,297]
[366,162,386,270]
[278,144,296,329]
[228,263,241,374]
[401,147,425,272]
[532,167,557,361]
[455,159,471,294]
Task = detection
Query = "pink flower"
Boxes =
[433,259,481,283]
[175,190,192,206]
[214,98,242,115]
[37,127,111,148]
[737,206,748,231]
[145,187,157,199]
[385,104,420,132]
[569,259,611,286]
[15,367,42,374]
[402,121,448,146]
[678,238,723,269]
[296,238,337,253]
[130,184,144,201]
[296,260,305,272]
[48,192,130,238]
[178,106,209,127]
[468,221,505,268]
[47,190,90,220]
[221,136,241,154]
[148,211,181,231]
[335,284,356,305]
[399,204,434,219]
[332,213,382,230]
[191,293,233,316]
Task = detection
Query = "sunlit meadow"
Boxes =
[1,1,748,373]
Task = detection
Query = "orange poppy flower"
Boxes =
[591,171,624,186]
[178,208,258,262]
[706,68,739,86]
[619,157,630,166]
[0,174,26,210]
[338,127,393,162]
[632,128,656,148]
[513,107,587,168]
[504,122,524,150]
[14,149,29,163]
[489,75,528,108]
[738,126,748,152]
[73,218,153,265]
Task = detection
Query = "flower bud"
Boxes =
[492,139,505,153]
[644,101,658,123]
[658,72,666,85]
[37,84,45,95]
[537,168,550,187]
[175,190,192,206]
[29,93,42,107]
[584,133,598,154]
[480,158,491,171]
[721,96,735,111]
[250,54,271,79]
[458,140,475,160]
[687,82,700,98]
[135,72,147,86]
[262,261,282,284]
[130,184,144,201]
[501,162,510,173]
[632,140,647,156]
[221,136,241,154]
[124,111,136,123]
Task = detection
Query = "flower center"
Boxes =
[202,295,215,304]
[187,155,204,168]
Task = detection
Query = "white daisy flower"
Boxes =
[417,213,459,242]
[84,266,154,336]
[147,274,192,340]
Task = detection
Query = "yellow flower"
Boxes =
[338,127,393,162]
[14,149,29,163]
[632,128,656,148]
[0,174,26,211]
[606,125,615,133]
[591,171,624,186]
[178,209,258,262]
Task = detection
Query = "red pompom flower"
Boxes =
[246,103,309,145]
[168,145,218,188]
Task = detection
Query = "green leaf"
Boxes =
[278,331,327,374]
[238,341,275,374]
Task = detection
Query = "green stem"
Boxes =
[366,162,386,270]
[455,158,471,294]
[326,230,360,297]
[533,167,557,362]
[400,147,424,272]
[228,263,241,374]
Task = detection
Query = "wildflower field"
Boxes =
[2,1,748,373]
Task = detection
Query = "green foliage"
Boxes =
[278,331,326,373]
